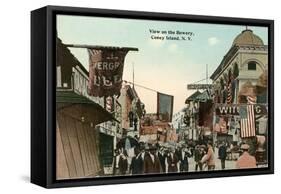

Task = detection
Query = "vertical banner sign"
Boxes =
[157,92,174,122]
[199,101,214,128]
[88,49,128,97]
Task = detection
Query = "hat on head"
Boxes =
[182,144,187,148]
[149,144,157,150]
[145,144,150,150]
[200,144,206,148]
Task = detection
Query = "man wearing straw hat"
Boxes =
[236,143,257,169]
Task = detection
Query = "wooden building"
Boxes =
[56,38,116,179]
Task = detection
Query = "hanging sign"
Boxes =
[187,84,213,90]
[88,49,129,97]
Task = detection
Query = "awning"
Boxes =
[56,91,119,124]
[185,91,202,103]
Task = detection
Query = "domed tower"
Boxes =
[210,28,268,104]
[232,29,264,46]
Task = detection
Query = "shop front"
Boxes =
[56,91,116,179]
[96,124,118,175]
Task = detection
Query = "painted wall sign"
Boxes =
[215,104,267,115]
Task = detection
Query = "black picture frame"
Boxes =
[31,5,274,188]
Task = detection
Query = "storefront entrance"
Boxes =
[99,133,114,174]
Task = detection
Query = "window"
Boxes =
[248,61,257,70]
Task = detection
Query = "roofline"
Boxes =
[57,38,89,76]
[210,44,268,81]
[210,45,239,80]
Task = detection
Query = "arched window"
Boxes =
[248,61,257,70]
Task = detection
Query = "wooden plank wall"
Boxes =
[56,110,101,180]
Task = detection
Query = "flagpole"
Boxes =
[206,64,208,85]
[132,62,135,89]
[123,80,173,98]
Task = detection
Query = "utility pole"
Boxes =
[132,62,135,89]
[206,64,208,84]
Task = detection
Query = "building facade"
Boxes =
[210,29,268,104]
[56,38,122,178]
[118,84,145,138]
[140,113,176,144]
[210,29,268,163]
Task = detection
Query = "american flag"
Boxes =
[239,105,256,138]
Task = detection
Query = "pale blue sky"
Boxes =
[57,15,268,114]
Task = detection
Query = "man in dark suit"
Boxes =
[130,147,144,175]
[218,141,227,170]
[158,147,167,173]
[143,145,162,174]
[167,148,179,173]
[179,145,192,172]
[194,145,204,171]
[118,150,128,175]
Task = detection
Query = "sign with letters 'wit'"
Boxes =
[215,104,267,116]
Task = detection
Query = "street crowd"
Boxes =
[112,139,257,176]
